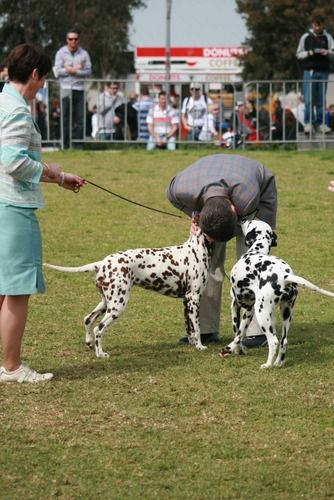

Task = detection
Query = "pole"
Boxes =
[166,0,172,100]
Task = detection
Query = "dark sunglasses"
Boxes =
[67,37,78,41]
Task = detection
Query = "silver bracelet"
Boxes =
[58,171,65,187]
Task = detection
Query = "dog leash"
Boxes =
[83,179,186,220]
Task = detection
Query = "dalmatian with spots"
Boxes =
[221,219,334,369]
[45,229,212,358]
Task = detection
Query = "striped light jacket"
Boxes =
[167,154,277,228]
[0,83,44,208]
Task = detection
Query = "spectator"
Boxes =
[0,44,85,383]
[181,83,210,141]
[35,100,47,140]
[54,29,92,148]
[221,123,242,149]
[213,89,225,126]
[291,95,305,130]
[90,105,98,139]
[170,92,180,110]
[167,154,277,347]
[146,91,179,151]
[325,103,334,131]
[134,85,153,143]
[96,82,124,140]
[244,98,257,127]
[115,93,138,141]
[50,98,61,140]
[272,99,283,140]
[296,13,334,134]
[198,103,220,142]
[231,101,260,142]
[0,63,8,91]
[272,99,301,141]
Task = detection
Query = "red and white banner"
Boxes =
[135,46,247,82]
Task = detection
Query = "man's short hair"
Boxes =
[199,197,237,242]
[311,14,324,25]
[67,29,80,37]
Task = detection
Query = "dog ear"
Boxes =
[245,228,257,247]
[271,231,278,247]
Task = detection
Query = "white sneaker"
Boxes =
[304,123,313,134]
[317,123,331,134]
[0,364,53,383]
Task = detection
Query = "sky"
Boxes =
[129,0,248,48]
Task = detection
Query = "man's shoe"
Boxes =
[201,332,220,344]
[241,335,267,349]
[178,332,220,345]
[304,123,313,134]
[317,123,331,134]
[0,364,53,383]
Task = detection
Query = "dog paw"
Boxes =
[96,352,110,358]
[85,341,94,350]
[196,344,207,351]
[260,362,273,369]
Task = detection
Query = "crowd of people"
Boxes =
[2,17,334,149]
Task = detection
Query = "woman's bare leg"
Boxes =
[0,295,30,371]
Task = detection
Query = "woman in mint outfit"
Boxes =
[0,44,85,383]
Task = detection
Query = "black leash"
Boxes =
[84,179,186,220]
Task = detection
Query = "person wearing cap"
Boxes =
[167,154,277,346]
[181,83,211,141]
[296,13,334,135]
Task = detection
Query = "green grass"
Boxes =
[1,149,334,499]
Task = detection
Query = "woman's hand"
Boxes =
[60,173,86,192]
[40,162,85,192]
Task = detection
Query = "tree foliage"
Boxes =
[0,0,145,77]
[236,0,334,80]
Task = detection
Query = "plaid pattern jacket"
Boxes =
[0,83,43,208]
[167,154,277,228]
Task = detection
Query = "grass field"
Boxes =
[1,148,334,499]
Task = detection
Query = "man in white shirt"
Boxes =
[146,91,179,150]
[181,83,210,141]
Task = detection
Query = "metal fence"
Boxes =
[4,77,334,150]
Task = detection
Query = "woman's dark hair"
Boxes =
[7,44,52,83]
[199,197,238,242]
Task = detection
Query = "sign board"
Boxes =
[135,46,247,83]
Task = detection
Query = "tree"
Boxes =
[236,0,334,80]
[0,0,145,77]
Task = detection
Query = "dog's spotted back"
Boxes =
[222,219,334,369]
[45,229,212,357]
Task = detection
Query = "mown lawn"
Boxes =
[1,148,334,499]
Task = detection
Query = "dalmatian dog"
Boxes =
[221,219,334,369]
[45,229,212,358]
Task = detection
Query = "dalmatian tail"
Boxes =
[44,262,102,273]
[285,274,334,298]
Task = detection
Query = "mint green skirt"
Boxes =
[0,204,45,295]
